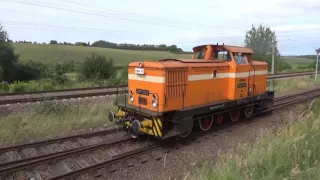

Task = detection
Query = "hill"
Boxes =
[12,43,315,68]
[12,43,192,67]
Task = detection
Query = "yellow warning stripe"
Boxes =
[156,118,162,129]
[153,117,162,137]
[153,126,158,137]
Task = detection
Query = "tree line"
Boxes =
[15,39,187,53]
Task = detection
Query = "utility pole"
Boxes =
[271,35,275,74]
[315,48,320,81]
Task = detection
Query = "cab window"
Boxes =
[233,53,247,64]
[215,50,231,61]
[194,50,205,59]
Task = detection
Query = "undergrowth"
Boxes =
[269,76,320,96]
[191,98,320,180]
[0,99,118,146]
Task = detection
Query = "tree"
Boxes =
[0,24,8,41]
[50,40,58,44]
[0,23,20,81]
[78,53,116,80]
[244,24,290,72]
[245,24,280,56]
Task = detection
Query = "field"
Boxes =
[12,43,191,66]
[13,43,315,67]
[281,56,315,64]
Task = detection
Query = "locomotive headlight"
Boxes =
[152,94,158,108]
[129,90,134,102]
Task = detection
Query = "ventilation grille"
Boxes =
[165,69,187,99]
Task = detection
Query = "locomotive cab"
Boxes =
[191,44,268,99]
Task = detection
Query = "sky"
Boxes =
[0,0,319,55]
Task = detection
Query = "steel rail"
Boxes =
[45,88,320,180]
[0,71,315,97]
[0,136,133,175]
[0,87,319,179]
[0,128,119,153]
[48,143,162,180]
[0,85,127,97]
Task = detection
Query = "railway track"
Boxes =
[0,87,319,180]
[0,71,317,106]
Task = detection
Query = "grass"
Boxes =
[12,43,191,66]
[269,75,320,96]
[191,98,320,180]
[281,56,315,65]
[0,99,119,146]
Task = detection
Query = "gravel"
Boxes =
[0,87,125,101]
[88,103,307,180]
[0,102,309,180]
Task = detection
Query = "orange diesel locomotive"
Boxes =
[109,44,274,139]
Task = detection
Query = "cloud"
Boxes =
[0,0,319,55]
[273,24,320,32]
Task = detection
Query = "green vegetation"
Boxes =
[0,99,118,146]
[191,98,320,180]
[281,56,314,65]
[269,76,320,97]
[244,24,291,73]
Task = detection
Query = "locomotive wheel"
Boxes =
[243,104,254,117]
[198,116,213,131]
[216,114,224,125]
[178,129,192,138]
[131,133,139,139]
[229,110,240,122]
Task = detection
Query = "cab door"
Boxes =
[233,53,251,99]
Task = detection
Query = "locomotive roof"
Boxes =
[128,59,229,68]
[193,44,254,54]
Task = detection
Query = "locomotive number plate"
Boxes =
[136,89,149,96]
[237,82,247,88]
[134,68,144,75]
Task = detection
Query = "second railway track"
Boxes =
[0,71,318,106]
[0,86,320,180]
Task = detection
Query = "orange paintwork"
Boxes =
[126,44,268,114]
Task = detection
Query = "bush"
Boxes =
[46,62,69,84]
[7,81,39,92]
[78,53,116,81]
[253,53,291,73]
[14,60,48,81]
[61,60,75,72]
[0,40,19,82]
[32,100,70,116]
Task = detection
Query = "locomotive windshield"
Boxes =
[194,50,205,59]
[214,50,231,61]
